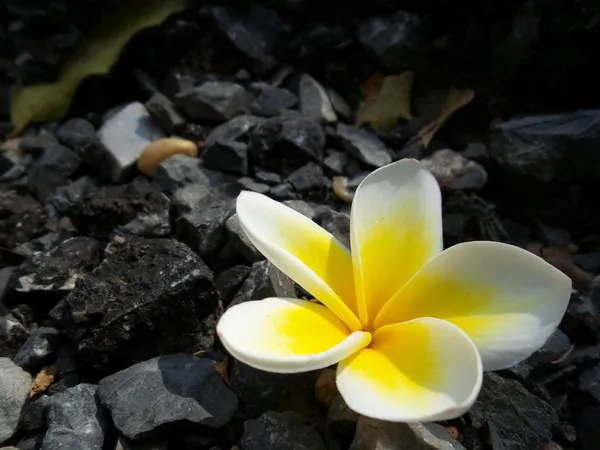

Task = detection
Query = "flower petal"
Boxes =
[336,317,482,422]
[351,159,442,328]
[217,297,371,374]
[237,191,361,331]
[375,241,572,370]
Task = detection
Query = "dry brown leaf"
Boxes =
[357,72,414,131]
[30,364,58,397]
[418,87,475,147]
[9,0,184,137]
[215,358,231,387]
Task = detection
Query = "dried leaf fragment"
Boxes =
[357,72,414,131]
[137,138,198,176]
[418,87,475,147]
[215,357,231,387]
[30,364,58,397]
[9,0,185,136]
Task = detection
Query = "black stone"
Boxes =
[0,150,29,182]
[65,177,169,239]
[248,117,325,169]
[13,327,62,372]
[336,124,392,168]
[356,10,425,71]
[0,305,35,359]
[19,394,50,432]
[580,362,600,402]
[225,213,263,263]
[152,155,226,197]
[65,233,221,374]
[215,265,250,306]
[204,115,263,149]
[468,373,557,450]
[145,92,186,135]
[176,81,251,121]
[42,383,109,450]
[98,354,237,440]
[319,209,351,249]
[240,411,327,450]
[55,118,104,166]
[323,150,350,175]
[48,176,98,215]
[230,260,296,308]
[286,162,330,198]
[201,139,249,176]
[172,192,236,261]
[26,136,81,202]
[268,183,300,201]
[575,405,600,450]
[249,83,298,117]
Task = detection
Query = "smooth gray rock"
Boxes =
[0,358,32,444]
[299,74,337,124]
[336,124,392,167]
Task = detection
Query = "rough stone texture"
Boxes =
[65,177,169,239]
[225,214,263,263]
[349,416,465,450]
[299,74,337,124]
[0,189,47,251]
[56,118,104,166]
[336,124,392,167]
[0,358,32,444]
[0,305,35,359]
[42,383,108,450]
[144,93,185,135]
[468,373,557,450]
[13,327,62,372]
[176,81,251,121]
[240,411,327,450]
[250,83,298,117]
[66,233,220,374]
[152,155,226,197]
[97,102,165,182]
[98,354,237,439]
[421,149,488,190]
[230,260,296,307]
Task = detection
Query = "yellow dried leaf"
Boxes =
[9,0,185,137]
[357,71,414,131]
[30,364,58,397]
[215,358,231,387]
[418,87,475,147]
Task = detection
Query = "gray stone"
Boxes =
[282,200,329,221]
[236,177,271,194]
[241,411,327,450]
[204,115,263,149]
[349,416,465,450]
[119,209,171,238]
[56,118,104,166]
[98,354,237,440]
[13,327,62,372]
[326,396,359,445]
[0,306,34,359]
[215,266,250,306]
[580,362,600,402]
[319,209,351,248]
[286,162,330,196]
[299,74,337,124]
[250,83,298,117]
[176,82,251,121]
[230,260,296,308]
[421,149,488,190]
[469,373,557,450]
[201,139,249,175]
[42,384,108,450]
[145,92,185,135]
[336,124,392,167]
[152,155,225,197]
[226,214,263,263]
[324,150,350,175]
[97,102,165,182]
[0,358,32,444]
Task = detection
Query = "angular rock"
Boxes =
[226,214,263,263]
[55,118,104,166]
[356,11,425,70]
[0,305,35,359]
[204,115,263,149]
[524,329,571,371]
[27,138,81,202]
[13,231,76,259]
[48,176,98,215]
[65,177,169,238]
[0,149,29,182]
[490,110,600,181]
[299,74,337,124]
[0,358,32,444]
[249,117,325,168]
[13,327,61,372]
[19,395,50,432]
[324,150,351,175]
[97,102,165,182]
[286,162,330,198]
[230,260,296,307]
[282,200,329,221]
[215,265,250,306]
[580,362,600,402]
[16,433,44,450]
[254,169,281,185]
[268,183,299,201]
[421,149,488,190]
[319,209,351,248]
[236,177,271,194]
[144,92,185,135]
[469,373,557,450]
[241,411,327,450]
[349,416,465,450]
[8,237,101,299]
[176,82,251,121]
[66,234,220,374]
[42,384,109,450]
[172,192,236,261]
[326,396,359,447]
[336,124,392,167]
[575,405,600,450]
[202,4,285,73]
[201,139,249,175]
[98,354,237,439]
[152,155,225,197]
[250,84,298,117]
